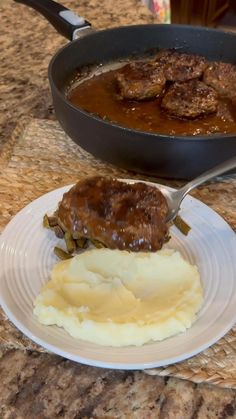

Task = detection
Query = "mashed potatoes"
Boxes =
[34,248,203,347]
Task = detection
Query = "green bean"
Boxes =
[43,214,50,229]
[64,231,77,253]
[90,239,107,248]
[47,216,58,227]
[43,213,60,229]
[76,237,89,249]
[173,216,191,236]
[53,225,64,239]
[54,247,73,260]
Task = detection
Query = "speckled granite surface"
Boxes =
[0,0,156,148]
[1,1,236,417]
[1,348,236,419]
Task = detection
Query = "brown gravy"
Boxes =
[68,68,236,136]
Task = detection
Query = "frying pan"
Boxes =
[15,0,236,179]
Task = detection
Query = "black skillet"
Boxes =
[15,0,236,179]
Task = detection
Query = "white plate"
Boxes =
[0,181,236,370]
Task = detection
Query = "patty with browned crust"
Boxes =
[203,62,236,100]
[161,80,218,119]
[155,49,207,82]
[116,61,166,100]
[57,177,169,252]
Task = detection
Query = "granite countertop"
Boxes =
[1,1,236,418]
[0,0,156,148]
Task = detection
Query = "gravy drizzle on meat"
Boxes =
[57,177,169,252]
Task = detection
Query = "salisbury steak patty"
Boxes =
[57,177,169,252]
[116,61,166,100]
[161,80,218,119]
[203,62,236,100]
[155,49,207,82]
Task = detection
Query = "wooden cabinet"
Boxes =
[171,0,229,26]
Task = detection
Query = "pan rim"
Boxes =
[48,23,236,142]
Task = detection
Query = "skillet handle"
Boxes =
[14,0,92,40]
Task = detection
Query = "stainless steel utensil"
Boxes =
[161,156,236,222]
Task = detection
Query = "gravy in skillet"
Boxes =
[68,51,236,136]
